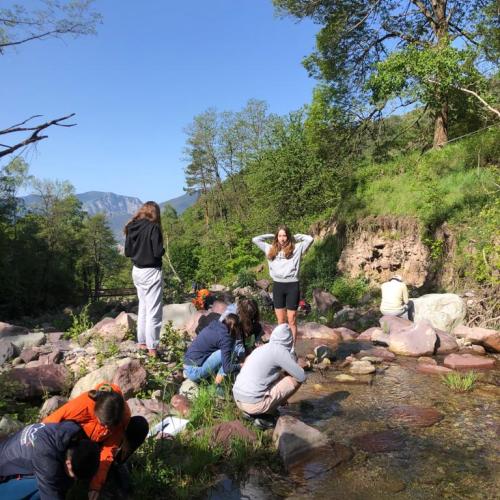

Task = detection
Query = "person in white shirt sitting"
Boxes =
[380,275,414,320]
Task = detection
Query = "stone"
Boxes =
[9,364,71,399]
[483,333,500,353]
[387,405,443,427]
[5,332,46,352]
[92,312,135,342]
[19,348,40,363]
[0,338,16,366]
[352,430,405,453]
[233,286,254,297]
[47,350,63,364]
[254,279,270,290]
[360,356,384,364]
[435,329,459,354]
[314,345,335,361]
[412,293,466,332]
[209,420,257,447]
[334,327,358,341]
[417,356,437,365]
[46,332,64,343]
[273,416,330,469]
[0,322,29,337]
[70,357,147,399]
[162,302,197,330]
[39,396,68,419]
[170,394,191,417]
[126,398,170,423]
[469,345,486,355]
[357,347,396,361]
[209,284,229,292]
[452,325,500,353]
[443,353,496,370]
[416,364,453,375]
[350,360,376,375]
[298,323,342,342]
[371,329,391,345]
[379,315,412,334]
[312,289,341,314]
[388,320,437,357]
[179,379,199,400]
[335,374,357,383]
[0,415,23,438]
[357,327,382,341]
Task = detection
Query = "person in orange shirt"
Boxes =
[43,382,149,499]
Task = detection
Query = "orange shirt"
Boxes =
[42,382,131,491]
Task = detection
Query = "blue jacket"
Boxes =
[0,421,83,500]
[184,320,239,374]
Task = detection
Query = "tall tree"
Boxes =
[274,0,499,147]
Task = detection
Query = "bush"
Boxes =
[64,303,93,339]
[235,269,256,288]
[330,277,369,306]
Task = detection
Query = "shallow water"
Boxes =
[208,340,500,500]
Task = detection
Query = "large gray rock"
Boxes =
[412,293,466,332]
[0,415,23,438]
[179,379,199,400]
[273,416,330,469]
[162,302,197,330]
[70,357,147,399]
[312,289,341,314]
[4,332,46,352]
[388,320,437,357]
[39,396,68,419]
[9,364,71,398]
[0,338,16,366]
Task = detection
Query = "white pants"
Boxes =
[132,266,163,349]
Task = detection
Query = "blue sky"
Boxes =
[3,1,318,202]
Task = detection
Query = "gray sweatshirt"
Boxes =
[232,324,306,404]
[252,233,313,283]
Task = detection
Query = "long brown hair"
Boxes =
[222,313,242,339]
[124,201,162,235]
[267,225,295,260]
[237,298,260,338]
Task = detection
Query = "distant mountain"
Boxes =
[21,190,199,242]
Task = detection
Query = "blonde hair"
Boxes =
[124,201,162,235]
[267,225,295,260]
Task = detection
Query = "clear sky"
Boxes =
[3,0,318,202]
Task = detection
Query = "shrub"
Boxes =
[235,269,257,288]
[330,277,369,306]
[64,303,93,339]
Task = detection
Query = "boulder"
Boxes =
[93,312,136,342]
[371,329,391,345]
[0,338,16,366]
[452,325,500,353]
[412,293,466,332]
[5,332,46,352]
[312,289,341,314]
[349,360,376,375]
[126,398,170,423]
[170,394,191,417]
[298,323,342,342]
[162,302,197,330]
[388,320,437,357]
[352,430,405,453]
[483,333,500,353]
[0,415,23,438]
[435,330,459,354]
[273,416,330,469]
[334,327,358,341]
[379,315,412,334]
[179,379,199,400]
[387,405,443,427]
[416,364,453,375]
[19,348,40,363]
[70,357,147,399]
[39,396,68,419]
[0,322,29,337]
[9,364,71,399]
[443,353,496,370]
[357,347,396,361]
[357,327,383,341]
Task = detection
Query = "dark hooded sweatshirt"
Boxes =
[124,219,165,268]
[0,421,83,500]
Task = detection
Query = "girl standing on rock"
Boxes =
[252,226,313,346]
[124,201,165,358]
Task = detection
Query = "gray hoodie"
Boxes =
[252,233,313,283]
[232,324,306,404]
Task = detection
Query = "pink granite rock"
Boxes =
[334,327,358,341]
[387,405,443,427]
[416,364,453,375]
[379,315,412,334]
[357,327,383,341]
[435,330,459,354]
[357,347,396,361]
[298,323,342,342]
[9,364,71,398]
[388,320,437,357]
[443,353,496,370]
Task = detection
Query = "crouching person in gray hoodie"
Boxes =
[232,324,305,419]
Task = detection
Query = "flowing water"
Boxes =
[208,340,500,500]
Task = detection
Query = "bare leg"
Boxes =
[287,309,297,345]
[275,308,287,325]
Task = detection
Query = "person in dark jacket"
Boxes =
[0,421,99,500]
[124,201,165,358]
[184,313,242,384]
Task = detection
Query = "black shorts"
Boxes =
[273,281,300,310]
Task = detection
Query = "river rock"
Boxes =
[273,416,330,469]
[416,364,453,375]
[9,364,71,398]
[334,327,358,341]
[387,405,443,427]
[357,327,382,341]
[126,398,170,423]
[436,330,459,354]
[379,315,412,334]
[371,329,391,345]
[179,379,199,400]
[39,396,68,418]
[70,357,147,399]
[170,394,191,417]
[453,325,500,353]
[0,322,29,337]
[162,302,197,330]
[0,339,16,366]
[388,320,437,357]
[209,420,257,447]
[5,332,46,352]
[357,347,396,361]
[0,415,23,438]
[352,430,405,452]
[412,293,466,332]
[417,357,437,365]
[350,360,376,375]
[298,323,342,342]
[312,289,341,314]
[335,374,357,383]
[443,353,496,370]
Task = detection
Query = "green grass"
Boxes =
[441,371,478,392]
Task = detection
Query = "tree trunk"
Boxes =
[433,100,448,148]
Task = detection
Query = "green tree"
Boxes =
[273,0,499,147]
